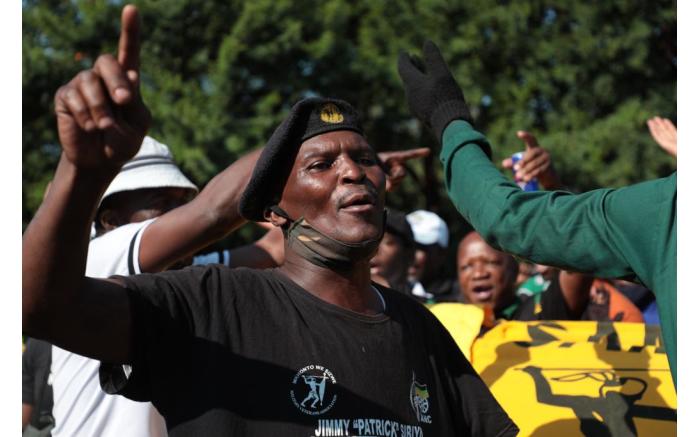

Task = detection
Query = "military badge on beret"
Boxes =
[320,103,344,124]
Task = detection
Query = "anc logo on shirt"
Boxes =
[290,365,338,416]
[409,372,432,424]
[319,103,344,124]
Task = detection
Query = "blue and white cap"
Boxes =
[100,136,198,203]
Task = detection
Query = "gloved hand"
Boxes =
[398,40,473,145]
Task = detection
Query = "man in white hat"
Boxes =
[47,136,192,437]
[44,134,264,437]
[92,136,197,237]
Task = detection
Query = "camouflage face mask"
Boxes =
[275,208,386,271]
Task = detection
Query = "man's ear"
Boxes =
[98,209,124,232]
[263,207,289,228]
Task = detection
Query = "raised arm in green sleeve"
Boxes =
[440,120,674,283]
[439,119,677,384]
[396,39,675,385]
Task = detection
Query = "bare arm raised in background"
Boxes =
[647,116,677,158]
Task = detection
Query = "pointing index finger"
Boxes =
[402,147,431,159]
[516,130,540,150]
[118,4,141,72]
[382,147,431,162]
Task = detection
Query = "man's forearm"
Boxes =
[22,156,116,334]
[193,148,263,235]
[137,148,263,273]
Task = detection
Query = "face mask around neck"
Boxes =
[271,206,385,270]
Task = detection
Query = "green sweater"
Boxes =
[440,120,677,385]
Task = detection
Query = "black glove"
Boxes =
[398,40,474,145]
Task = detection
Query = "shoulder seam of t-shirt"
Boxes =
[127,231,138,275]
[127,219,156,275]
[371,285,387,312]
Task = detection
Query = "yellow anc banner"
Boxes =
[429,303,677,437]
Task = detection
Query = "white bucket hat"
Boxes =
[100,136,198,203]
[406,210,449,248]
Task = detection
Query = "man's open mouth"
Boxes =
[471,285,494,301]
[338,192,376,212]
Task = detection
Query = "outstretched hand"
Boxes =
[397,41,473,146]
[646,116,677,157]
[378,147,430,192]
[502,131,562,190]
[54,4,151,173]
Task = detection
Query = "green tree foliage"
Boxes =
[23,0,676,256]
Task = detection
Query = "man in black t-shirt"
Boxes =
[22,5,517,436]
[456,231,593,322]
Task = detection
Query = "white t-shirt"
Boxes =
[51,219,168,437]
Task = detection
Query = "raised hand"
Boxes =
[397,41,474,147]
[646,116,677,157]
[378,147,431,192]
[54,4,151,173]
[502,131,562,190]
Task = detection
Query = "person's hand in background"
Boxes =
[501,131,562,190]
[647,116,677,157]
[378,147,431,192]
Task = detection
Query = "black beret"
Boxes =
[239,97,365,221]
[385,208,415,248]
